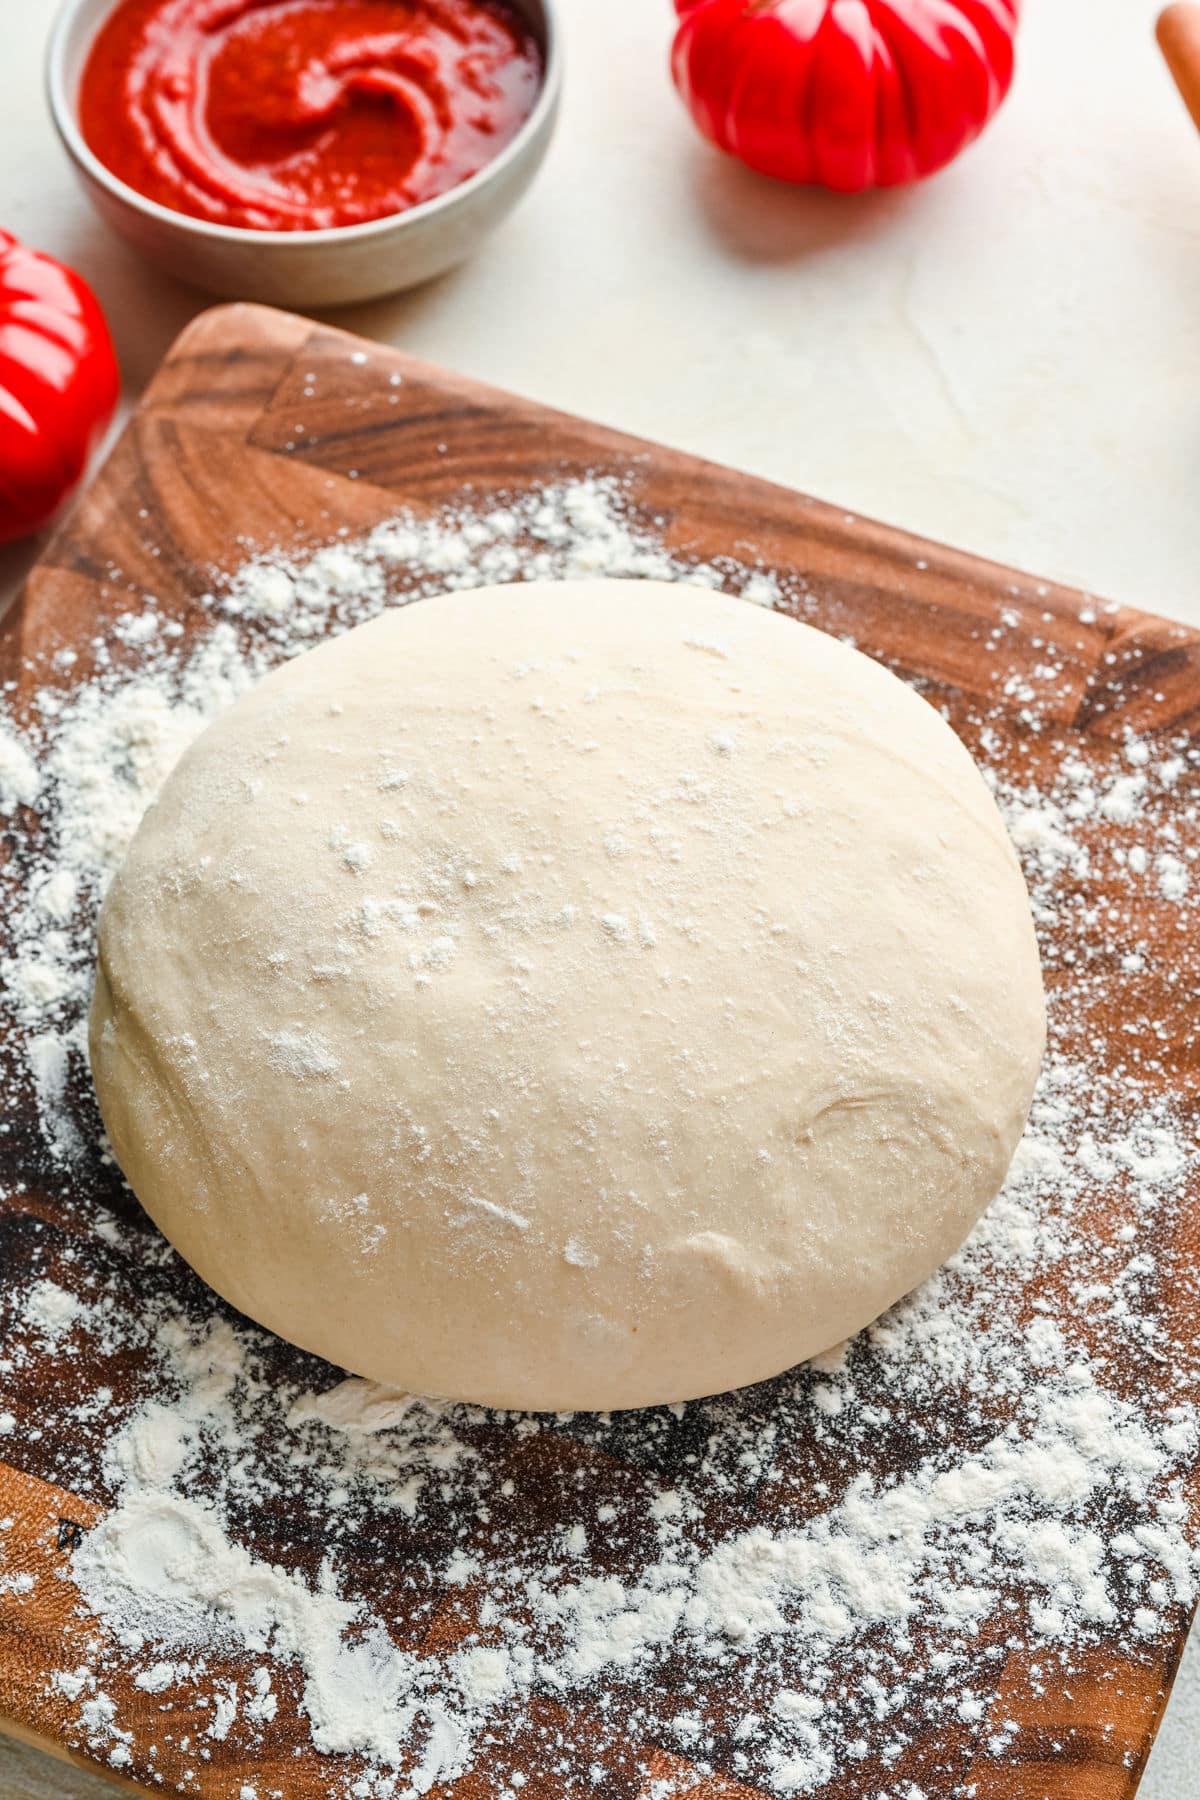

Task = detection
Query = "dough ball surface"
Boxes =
[90,580,1045,1410]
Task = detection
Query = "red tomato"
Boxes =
[0,232,120,546]
[671,0,1019,192]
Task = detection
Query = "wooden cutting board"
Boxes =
[1,301,1199,1800]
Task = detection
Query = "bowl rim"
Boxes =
[45,0,563,250]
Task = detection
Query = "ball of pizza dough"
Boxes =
[89,579,1044,1410]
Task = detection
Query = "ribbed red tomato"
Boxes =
[671,0,1019,192]
[0,232,119,545]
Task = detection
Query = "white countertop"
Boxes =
[2,0,1199,1793]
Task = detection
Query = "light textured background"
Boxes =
[2,0,1199,1793]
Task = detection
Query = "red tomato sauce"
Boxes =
[79,0,542,232]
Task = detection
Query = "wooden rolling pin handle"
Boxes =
[1159,3,1200,134]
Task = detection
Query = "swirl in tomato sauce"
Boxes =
[79,0,542,232]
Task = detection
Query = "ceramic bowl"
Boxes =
[46,0,562,309]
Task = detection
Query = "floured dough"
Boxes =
[90,579,1045,1410]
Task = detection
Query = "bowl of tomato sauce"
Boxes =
[47,0,561,307]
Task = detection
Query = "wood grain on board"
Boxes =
[1,302,1199,1798]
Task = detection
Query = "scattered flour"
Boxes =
[22,1280,82,1342]
[0,717,40,811]
[265,1029,341,1079]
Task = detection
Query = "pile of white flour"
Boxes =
[0,477,1198,1799]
